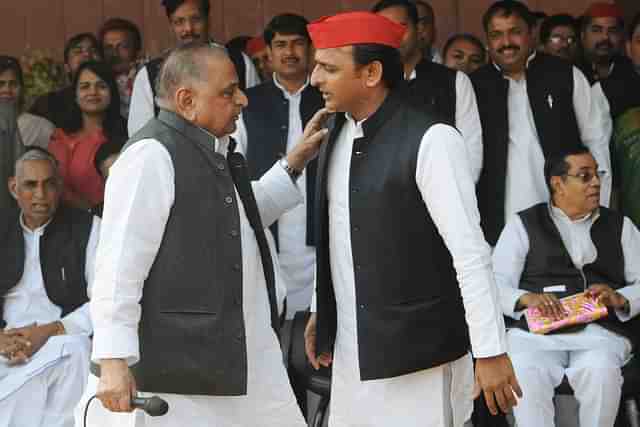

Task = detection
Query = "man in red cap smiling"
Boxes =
[302,11,521,426]
[579,2,626,83]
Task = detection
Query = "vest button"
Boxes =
[235,295,242,305]
[355,264,362,270]
[359,304,365,310]
[235,332,245,342]
[217,163,225,171]
[230,229,239,237]
[225,196,233,204]
[354,151,364,157]
[351,187,359,193]
[353,225,360,232]
[233,263,241,271]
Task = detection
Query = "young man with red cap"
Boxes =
[302,11,521,426]
[578,2,626,84]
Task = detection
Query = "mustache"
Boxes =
[180,33,199,40]
[498,45,520,54]
[595,40,613,50]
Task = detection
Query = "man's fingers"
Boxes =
[510,375,523,398]
[303,108,330,138]
[483,389,498,416]
[493,387,510,414]
[472,379,481,400]
[305,337,320,370]
[306,128,329,146]
[318,352,333,368]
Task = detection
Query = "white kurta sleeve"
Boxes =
[492,215,531,320]
[242,52,261,89]
[252,163,303,228]
[416,123,507,358]
[127,66,155,137]
[59,216,101,335]
[615,217,640,321]
[90,140,175,365]
[454,71,483,183]
[573,67,613,206]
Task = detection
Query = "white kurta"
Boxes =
[408,69,484,182]
[326,117,507,427]
[89,133,306,427]
[234,75,316,318]
[502,61,613,219]
[493,206,640,427]
[127,52,260,137]
[0,214,98,427]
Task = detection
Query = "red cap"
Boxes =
[308,11,406,49]
[246,37,267,56]
[584,2,624,19]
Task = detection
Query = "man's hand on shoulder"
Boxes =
[474,353,522,416]
[304,313,333,370]
[286,108,331,172]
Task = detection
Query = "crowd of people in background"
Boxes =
[0,0,639,426]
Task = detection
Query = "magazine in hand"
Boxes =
[525,292,608,335]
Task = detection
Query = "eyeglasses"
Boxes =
[549,35,577,45]
[564,170,606,183]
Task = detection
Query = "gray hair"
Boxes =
[14,148,60,180]
[155,42,229,110]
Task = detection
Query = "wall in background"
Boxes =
[0,0,636,60]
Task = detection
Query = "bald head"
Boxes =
[155,41,230,110]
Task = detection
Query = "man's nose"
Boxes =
[310,65,321,86]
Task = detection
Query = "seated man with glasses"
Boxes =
[492,145,640,427]
[540,14,580,63]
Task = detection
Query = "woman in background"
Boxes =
[48,61,126,210]
[0,56,55,150]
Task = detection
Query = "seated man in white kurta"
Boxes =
[493,145,640,427]
[0,147,97,427]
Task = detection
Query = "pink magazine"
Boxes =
[525,292,609,335]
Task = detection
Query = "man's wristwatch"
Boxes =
[279,157,303,181]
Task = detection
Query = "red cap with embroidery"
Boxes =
[584,2,624,19]
[307,11,406,49]
[246,37,267,56]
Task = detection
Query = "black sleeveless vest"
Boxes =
[315,90,470,381]
[405,59,457,125]
[518,203,639,347]
[0,206,93,328]
[243,81,323,247]
[600,57,640,121]
[471,53,582,245]
[126,110,248,395]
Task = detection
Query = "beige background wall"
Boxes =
[0,0,636,61]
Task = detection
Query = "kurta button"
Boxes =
[225,196,233,204]
[355,264,362,270]
[217,163,225,171]
[354,151,364,156]
[235,295,242,305]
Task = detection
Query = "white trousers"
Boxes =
[0,336,90,427]
[508,328,629,427]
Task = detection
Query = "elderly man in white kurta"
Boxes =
[91,42,327,426]
[493,146,640,427]
[303,12,521,427]
[0,148,96,427]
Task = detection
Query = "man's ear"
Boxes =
[363,60,384,88]
[8,177,17,200]
[550,175,564,196]
[626,41,632,59]
[175,87,196,121]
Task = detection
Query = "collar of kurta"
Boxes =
[336,88,404,141]
[157,109,221,152]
